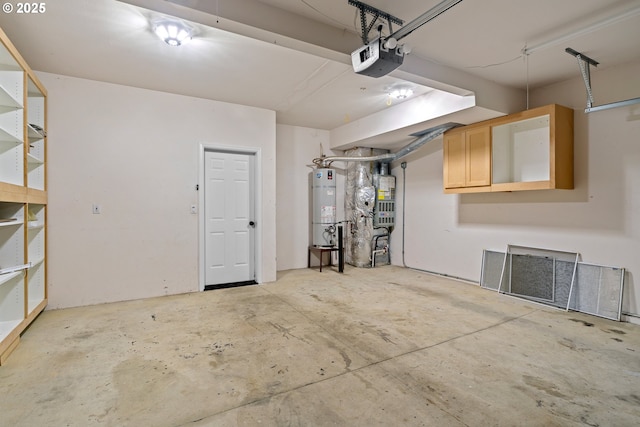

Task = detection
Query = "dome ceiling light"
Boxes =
[389,88,414,99]
[153,20,193,46]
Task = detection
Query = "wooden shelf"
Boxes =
[28,256,44,267]
[0,125,22,144]
[27,220,44,230]
[27,124,45,140]
[26,188,47,204]
[0,216,21,226]
[0,183,27,202]
[0,82,22,109]
[27,153,44,165]
[0,27,47,365]
[0,270,21,287]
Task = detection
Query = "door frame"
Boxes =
[198,143,262,291]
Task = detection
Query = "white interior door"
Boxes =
[204,150,255,286]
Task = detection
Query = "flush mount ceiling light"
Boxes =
[389,88,414,99]
[153,20,192,46]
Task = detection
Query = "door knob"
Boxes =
[249,221,256,227]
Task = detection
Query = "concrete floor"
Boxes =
[0,265,639,426]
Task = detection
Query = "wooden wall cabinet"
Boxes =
[443,104,573,193]
[0,27,47,365]
[443,125,491,193]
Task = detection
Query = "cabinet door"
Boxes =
[465,126,491,187]
[443,132,466,188]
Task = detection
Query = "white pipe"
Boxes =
[371,247,388,268]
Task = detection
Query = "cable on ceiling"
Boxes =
[464,54,523,69]
[299,0,352,28]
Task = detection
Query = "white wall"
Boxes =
[276,124,344,271]
[390,59,640,322]
[40,72,277,309]
[39,60,639,322]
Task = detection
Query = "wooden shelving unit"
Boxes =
[0,27,47,365]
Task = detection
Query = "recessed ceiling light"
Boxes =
[153,20,193,46]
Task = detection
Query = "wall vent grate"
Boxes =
[480,247,625,321]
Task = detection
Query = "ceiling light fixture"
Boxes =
[153,20,192,46]
[390,88,414,99]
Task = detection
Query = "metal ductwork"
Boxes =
[311,122,459,269]
[312,122,459,168]
[344,147,383,267]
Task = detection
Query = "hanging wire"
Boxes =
[463,54,522,69]
[299,0,353,28]
[408,51,523,72]
[525,50,530,109]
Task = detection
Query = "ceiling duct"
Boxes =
[313,122,459,168]
[350,0,464,77]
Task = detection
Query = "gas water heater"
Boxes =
[312,168,337,247]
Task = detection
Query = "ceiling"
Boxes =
[0,0,638,135]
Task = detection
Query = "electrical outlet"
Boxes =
[92,204,101,214]
[190,204,197,214]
